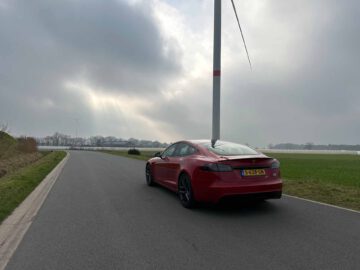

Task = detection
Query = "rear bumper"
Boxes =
[193,178,283,203]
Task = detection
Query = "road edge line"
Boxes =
[0,151,70,270]
[284,194,360,214]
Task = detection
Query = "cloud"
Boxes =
[0,0,181,140]
[0,0,359,145]
[219,0,360,145]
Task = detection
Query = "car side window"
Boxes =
[162,144,177,157]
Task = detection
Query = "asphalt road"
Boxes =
[6,151,360,270]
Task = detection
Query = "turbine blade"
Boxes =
[230,0,252,69]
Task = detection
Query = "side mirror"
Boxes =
[154,152,161,158]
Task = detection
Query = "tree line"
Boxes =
[36,132,169,148]
[268,142,360,151]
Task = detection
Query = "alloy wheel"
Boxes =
[145,164,154,186]
[178,174,195,208]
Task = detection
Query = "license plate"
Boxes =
[241,169,266,177]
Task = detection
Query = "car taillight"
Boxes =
[271,159,280,169]
[201,163,233,172]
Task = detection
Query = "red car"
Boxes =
[146,140,282,208]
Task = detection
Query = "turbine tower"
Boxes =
[212,0,221,147]
[211,0,252,147]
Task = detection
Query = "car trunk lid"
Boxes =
[218,155,274,169]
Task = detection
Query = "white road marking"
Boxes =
[284,194,360,214]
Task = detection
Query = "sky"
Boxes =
[0,0,359,147]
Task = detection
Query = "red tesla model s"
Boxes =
[145,140,282,208]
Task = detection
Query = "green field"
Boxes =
[103,150,360,210]
[265,153,360,210]
[266,153,360,188]
[0,151,66,223]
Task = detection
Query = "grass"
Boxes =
[266,153,360,188]
[264,153,360,211]
[0,131,43,178]
[0,151,66,223]
[0,131,17,159]
[0,152,44,178]
[103,150,360,211]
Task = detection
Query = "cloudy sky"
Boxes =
[0,0,359,146]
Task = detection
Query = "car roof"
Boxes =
[186,139,247,147]
[186,139,211,145]
[183,140,253,151]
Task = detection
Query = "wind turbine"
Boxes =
[211,0,252,147]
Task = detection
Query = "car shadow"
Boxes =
[146,182,281,217]
[195,199,280,217]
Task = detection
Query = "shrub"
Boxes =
[128,148,141,155]
[17,137,37,153]
[0,169,6,178]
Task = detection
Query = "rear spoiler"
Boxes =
[218,154,270,161]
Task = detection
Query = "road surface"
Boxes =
[6,151,360,270]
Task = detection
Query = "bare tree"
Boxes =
[304,142,314,150]
[0,122,9,132]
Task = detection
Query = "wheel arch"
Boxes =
[177,169,190,182]
[177,169,194,192]
[177,169,197,208]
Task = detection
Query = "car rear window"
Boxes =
[201,141,258,156]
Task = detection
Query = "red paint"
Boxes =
[213,70,221,77]
[147,140,282,204]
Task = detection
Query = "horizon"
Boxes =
[3,130,360,149]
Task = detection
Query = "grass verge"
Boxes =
[0,151,66,223]
[103,150,360,211]
[265,153,360,211]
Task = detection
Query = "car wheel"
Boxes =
[178,173,196,208]
[145,164,155,186]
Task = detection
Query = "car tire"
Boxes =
[178,173,196,208]
[145,164,155,186]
